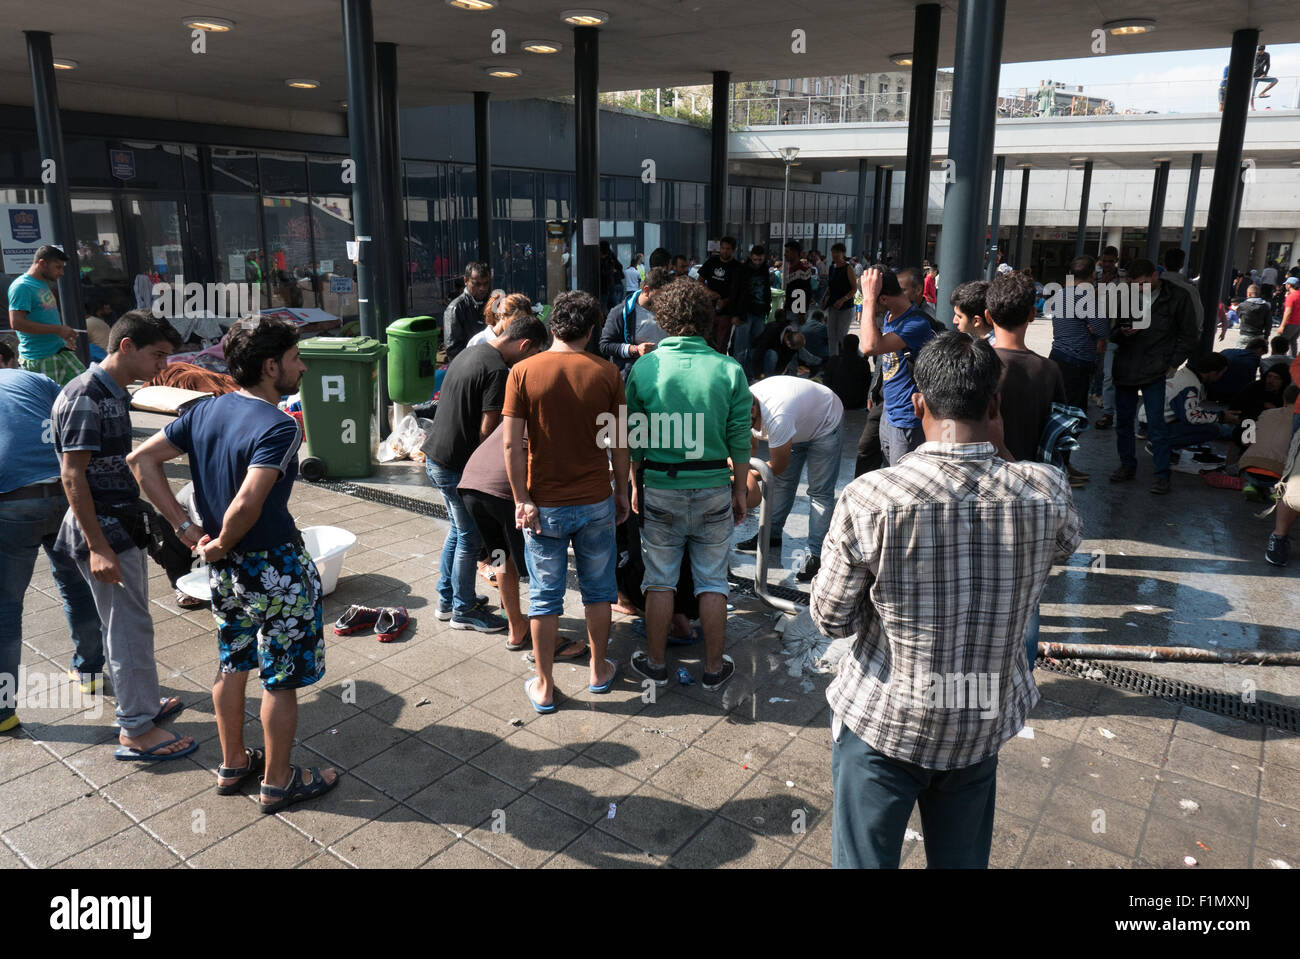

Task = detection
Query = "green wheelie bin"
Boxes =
[386,316,440,404]
[296,335,388,480]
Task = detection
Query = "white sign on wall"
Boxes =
[1,202,54,273]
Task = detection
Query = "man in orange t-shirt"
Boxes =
[504,290,630,713]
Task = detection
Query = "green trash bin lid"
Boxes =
[387,316,438,337]
[298,335,388,360]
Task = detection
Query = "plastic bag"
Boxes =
[377,415,431,463]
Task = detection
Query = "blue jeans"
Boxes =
[523,495,618,617]
[880,417,925,467]
[1166,420,1232,449]
[426,461,482,614]
[732,314,766,378]
[831,716,999,869]
[640,486,733,597]
[0,494,104,721]
[1116,379,1170,478]
[769,422,844,557]
[1101,341,1118,416]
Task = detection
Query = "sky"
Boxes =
[997,43,1300,113]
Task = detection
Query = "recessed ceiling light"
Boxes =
[486,66,522,78]
[1018,162,1032,168]
[889,52,913,66]
[562,9,610,26]
[446,0,497,10]
[522,39,563,54]
[52,58,78,70]
[1070,164,1086,169]
[286,78,320,89]
[1103,18,1156,35]
[338,100,348,109]
[182,16,235,32]
[1152,156,1172,163]
[1070,156,1088,163]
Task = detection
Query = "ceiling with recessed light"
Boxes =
[0,0,1296,124]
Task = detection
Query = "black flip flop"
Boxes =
[524,641,589,665]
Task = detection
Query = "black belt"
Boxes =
[642,459,729,479]
[0,482,64,502]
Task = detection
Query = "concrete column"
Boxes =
[24,31,87,362]
[1197,27,1258,356]
[1013,166,1030,268]
[708,70,730,242]
[900,3,941,266]
[473,91,493,265]
[934,0,1006,323]
[985,155,1005,281]
[1180,152,1203,276]
[854,158,869,260]
[1073,160,1092,258]
[340,0,384,339]
[1145,159,1171,262]
[573,26,600,296]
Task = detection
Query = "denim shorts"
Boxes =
[639,486,733,597]
[209,540,325,691]
[523,495,618,617]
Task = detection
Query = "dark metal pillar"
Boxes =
[1221,169,1247,313]
[1181,152,1203,276]
[1145,159,1171,262]
[473,91,493,265]
[900,3,941,267]
[376,42,405,323]
[341,0,384,340]
[854,158,869,260]
[870,164,886,261]
[573,26,600,296]
[1013,166,1030,268]
[1198,28,1257,355]
[24,31,86,363]
[708,70,729,242]
[880,167,894,262]
[1073,160,1092,258]
[935,0,1006,323]
[984,155,1005,281]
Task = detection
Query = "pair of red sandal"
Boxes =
[333,605,410,642]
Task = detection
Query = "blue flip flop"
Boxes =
[114,730,199,762]
[631,619,701,647]
[524,677,556,714]
[588,658,620,694]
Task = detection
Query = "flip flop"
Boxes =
[374,607,410,642]
[524,641,589,664]
[588,658,620,694]
[216,746,266,795]
[668,625,704,647]
[114,730,199,762]
[524,677,556,714]
[334,605,382,636]
[259,764,339,815]
[118,697,184,732]
[505,635,531,652]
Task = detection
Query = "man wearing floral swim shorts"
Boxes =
[130,313,338,813]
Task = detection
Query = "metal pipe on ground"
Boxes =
[1037,642,1300,667]
[747,457,801,616]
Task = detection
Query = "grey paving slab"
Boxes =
[669,815,796,869]
[187,815,323,869]
[5,795,137,868]
[329,807,456,868]
[51,826,182,869]
[542,825,660,868]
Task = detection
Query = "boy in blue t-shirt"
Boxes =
[6,245,86,385]
[129,314,339,814]
[856,267,936,466]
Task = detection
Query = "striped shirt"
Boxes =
[811,442,1082,770]
[1049,286,1108,365]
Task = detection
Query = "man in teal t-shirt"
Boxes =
[7,245,85,386]
[624,278,751,693]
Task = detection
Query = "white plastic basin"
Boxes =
[174,525,357,601]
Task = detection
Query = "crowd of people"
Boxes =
[3,229,1299,869]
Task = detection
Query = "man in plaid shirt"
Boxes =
[811,332,1081,868]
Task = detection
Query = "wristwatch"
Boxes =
[176,520,193,536]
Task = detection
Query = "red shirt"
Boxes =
[1283,289,1300,327]
[923,273,938,305]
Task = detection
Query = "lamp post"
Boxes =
[1098,200,1112,256]
[780,145,800,245]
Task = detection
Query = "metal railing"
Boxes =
[746,457,802,616]
[731,76,1300,128]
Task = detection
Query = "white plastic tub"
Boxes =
[174,525,358,601]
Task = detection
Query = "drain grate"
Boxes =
[310,479,1298,732]
[1040,657,1299,733]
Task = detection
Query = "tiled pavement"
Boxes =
[3,478,1299,869]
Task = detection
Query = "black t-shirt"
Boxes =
[1254,51,1270,78]
[826,263,854,305]
[699,256,742,312]
[994,347,1067,462]
[423,343,508,472]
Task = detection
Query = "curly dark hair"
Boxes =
[651,278,714,338]
[223,314,300,387]
[547,290,602,342]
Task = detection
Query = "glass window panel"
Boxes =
[260,152,308,194]
[309,154,350,195]
[261,196,315,308]
[212,148,259,192]
[310,197,357,316]
[491,170,510,219]
[510,170,536,220]
[70,196,129,315]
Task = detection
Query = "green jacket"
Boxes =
[624,336,751,490]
